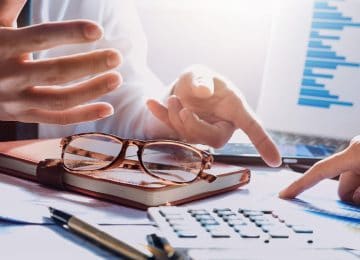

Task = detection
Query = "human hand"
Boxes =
[147,65,281,167]
[0,0,122,125]
[280,135,360,205]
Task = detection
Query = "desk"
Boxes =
[0,167,359,259]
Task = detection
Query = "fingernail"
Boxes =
[107,75,121,89]
[98,106,114,118]
[353,191,360,204]
[106,51,120,68]
[84,24,102,40]
[168,96,182,110]
[279,187,294,199]
[179,108,189,122]
[278,190,287,198]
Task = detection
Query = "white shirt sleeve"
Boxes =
[33,0,169,139]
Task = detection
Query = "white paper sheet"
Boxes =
[0,173,149,225]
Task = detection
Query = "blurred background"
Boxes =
[135,0,276,109]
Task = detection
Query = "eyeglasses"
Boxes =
[60,133,216,184]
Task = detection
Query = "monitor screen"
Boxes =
[257,0,360,139]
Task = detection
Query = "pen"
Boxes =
[49,207,154,260]
[146,233,184,260]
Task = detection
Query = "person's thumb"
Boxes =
[187,65,215,98]
[0,0,26,27]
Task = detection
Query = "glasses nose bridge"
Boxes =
[118,139,144,159]
[128,140,145,152]
[109,140,135,168]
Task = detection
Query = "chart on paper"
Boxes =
[257,0,360,139]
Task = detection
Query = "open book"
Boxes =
[0,138,250,209]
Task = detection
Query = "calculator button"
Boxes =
[242,210,264,217]
[261,224,283,232]
[213,208,232,213]
[176,231,198,238]
[217,211,236,217]
[205,225,221,232]
[200,219,219,226]
[232,224,250,232]
[255,220,277,227]
[195,215,214,221]
[188,209,209,214]
[222,215,244,222]
[165,216,184,221]
[277,216,286,223]
[271,212,279,218]
[260,209,273,214]
[168,220,188,226]
[267,227,290,238]
[237,227,261,238]
[228,219,247,227]
[238,208,246,214]
[292,225,314,234]
[285,222,303,228]
[249,215,268,222]
[239,208,272,214]
[210,230,231,238]
[173,226,194,232]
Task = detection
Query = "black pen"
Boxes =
[147,233,184,260]
[49,207,154,260]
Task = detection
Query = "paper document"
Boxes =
[0,174,149,225]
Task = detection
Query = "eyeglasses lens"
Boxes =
[142,143,202,183]
[63,135,122,171]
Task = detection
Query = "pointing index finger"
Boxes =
[235,107,281,167]
[279,149,353,199]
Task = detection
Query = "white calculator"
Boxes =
[148,206,318,250]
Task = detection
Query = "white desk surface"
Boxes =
[0,166,359,259]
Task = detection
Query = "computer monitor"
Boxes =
[257,0,359,140]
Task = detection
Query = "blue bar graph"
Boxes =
[307,50,345,60]
[300,89,338,99]
[298,0,359,109]
[313,12,352,21]
[314,2,337,10]
[308,40,331,48]
[305,60,359,69]
[303,68,334,79]
[310,31,340,40]
[302,78,325,87]
[312,21,360,30]
[298,98,353,108]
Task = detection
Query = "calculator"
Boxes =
[148,206,317,250]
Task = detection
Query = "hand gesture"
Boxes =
[147,65,281,167]
[280,135,360,205]
[0,0,122,125]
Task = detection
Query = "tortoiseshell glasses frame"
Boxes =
[60,132,216,184]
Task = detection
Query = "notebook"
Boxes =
[0,138,250,209]
[256,0,359,151]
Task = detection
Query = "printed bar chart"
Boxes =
[298,0,360,109]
